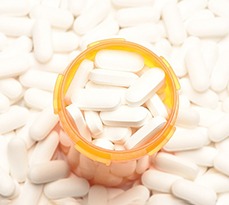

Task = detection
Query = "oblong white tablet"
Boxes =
[124,116,166,149]
[84,111,103,136]
[89,69,139,87]
[0,167,15,197]
[72,89,121,111]
[125,68,165,106]
[92,138,114,150]
[100,105,149,127]
[88,185,108,205]
[214,153,229,176]
[95,49,144,72]
[172,179,217,205]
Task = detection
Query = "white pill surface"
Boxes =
[110,160,136,177]
[214,153,229,176]
[172,179,217,205]
[125,68,165,106]
[124,116,166,149]
[0,105,29,134]
[84,111,103,136]
[32,18,53,63]
[95,49,144,72]
[162,1,187,45]
[44,175,90,199]
[92,138,114,150]
[30,106,59,141]
[154,152,200,180]
[112,0,154,8]
[66,104,91,141]
[146,94,168,118]
[28,160,70,184]
[88,185,108,205]
[0,167,15,197]
[100,105,149,127]
[147,194,189,205]
[89,68,139,87]
[72,89,121,112]
[142,169,181,193]
[8,138,27,183]
[0,92,10,113]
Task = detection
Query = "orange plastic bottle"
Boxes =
[54,39,180,187]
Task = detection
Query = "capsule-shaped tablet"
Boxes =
[28,160,70,184]
[66,104,91,141]
[154,152,200,180]
[100,105,150,127]
[217,193,229,205]
[125,68,165,106]
[84,111,103,136]
[44,175,90,199]
[172,179,217,205]
[30,106,59,141]
[214,153,229,176]
[88,185,108,205]
[95,49,144,72]
[142,169,181,193]
[112,0,154,8]
[124,116,166,149]
[32,18,53,63]
[0,167,15,197]
[72,89,121,112]
[176,107,199,128]
[19,69,58,92]
[147,194,189,205]
[0,105,29,134]
[0,93,10,113]
[92,138,115,150]
[162,1,187,45]
[208,0,229,17]
[89,68,139,87]
[68,0,87,16]
[8,138,27,183]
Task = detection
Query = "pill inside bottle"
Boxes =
[54,39,179,187]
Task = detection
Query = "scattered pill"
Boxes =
[0,167,16,197]
[84,111,103,136]
[214,153,229,176]
[88,185,108,205]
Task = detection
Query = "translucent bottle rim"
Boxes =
[53,39,180,165]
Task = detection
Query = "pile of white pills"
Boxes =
[0,0,229,204]
[66,49,168,150]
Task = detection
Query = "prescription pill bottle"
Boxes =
[54,39,180,187]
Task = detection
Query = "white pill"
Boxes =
[0,93,10,113]
[196,169,229,193]
[186,17,229,38]
[154,38,172,59]
[0,105,29,134]
[66,104,91,142]
[24,88,53,110]
[0,32,7,50]
[172,179,217,205]
[180,78,218,109]
[52,31,79,52]
[73,0,110,35]
[100,105,149,128]
[68,0,87,16]
[96,126,131,144]
[136,155,150,174]
[107,185,149,205]
[112,0,154,7]
[185,37,209,92]
[32,18,53,63]
[146,94,168,119]
[162,1,187,45]
[163,127,209,152]
[154,152,200,180]
[147,194,189,205]
[214,153,229,176]
[124,116,166,149]
[29,131,59,166]
[208,0,229,17]
[95,49,144,73]
[67,145,80,169]
[110,160,136,177]
[0,167,15,197]
[72,89,121,112]
[222,97,229,113]
[176,146,218,167]
[217,193,229,205]
[116,7,158,27]
[84,111,103,136]
[92,138,114,150]
[0,17,33,37]
[0,53,30,78]
[8,138,27,183]
[44,175,89,199]
[215,138,229,156]
[0,0,29,16]
[125,68,165,106]
[30,5,74,30]
[88,185,108,205]
[0,135,10,173]
[119,23,166,43]
[208,115,229,142]
[176,107,199,128]
[89,69,138,87]
[28,160,70,184]
[142,169,181,193]
[66,59,94,101]
[30,106,59,141]
[12,179,43,205]
[179,94,191,109]
[19,69,58,92]
[107,188,125,200]
[78,154,96,180]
